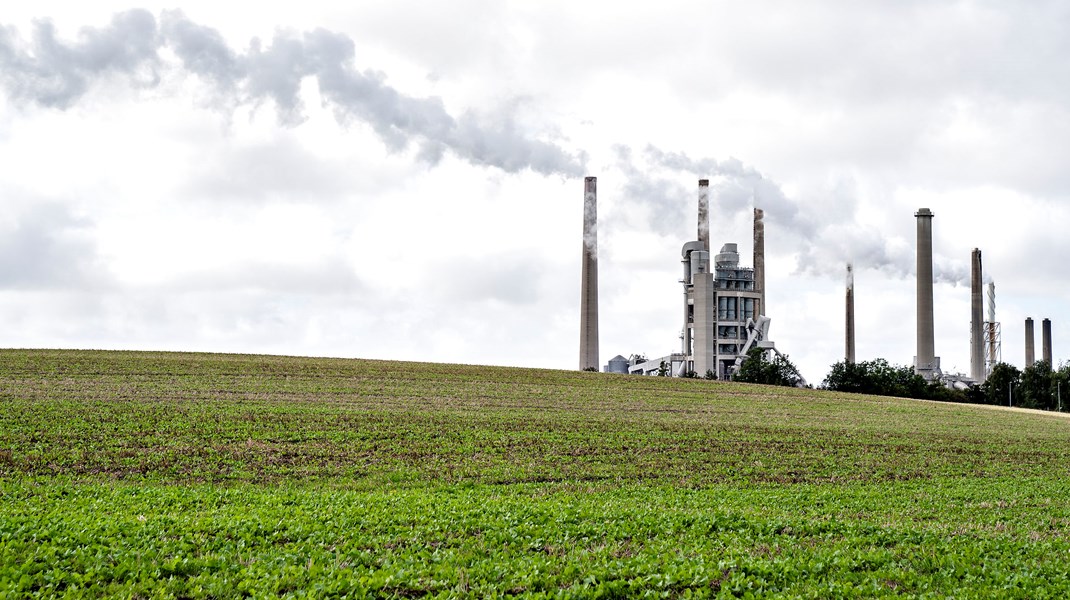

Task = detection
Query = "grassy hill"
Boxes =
[3,349,1070,597]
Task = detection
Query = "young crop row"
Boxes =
[4,349,1070,597]
[3,350,1069,488]
[4,478,1070,598]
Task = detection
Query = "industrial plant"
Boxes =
[579,179,1056,389]
[909,209,1052,387]
[583,178,801,383]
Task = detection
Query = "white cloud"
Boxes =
[1,2,1068,381]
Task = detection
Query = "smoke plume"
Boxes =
[582,179,598,253]
[0,10,584,177]
[0,10,160,108]
[618,144,970,285]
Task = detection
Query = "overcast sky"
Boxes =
[2,1,1068,382]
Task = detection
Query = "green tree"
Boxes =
[734,347,803,387]
[822,360,871,394]
[823,358,964,402]
[823,358,931,398]
[1055,363,1070,412]
[982,362,1021,406]
[1020,360,1055,410]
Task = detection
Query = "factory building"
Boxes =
[625,181,783,379]
[663,242,763,377]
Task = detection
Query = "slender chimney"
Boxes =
[1042,318,1052,365]
[970,249,985,381]
[698,179,710,252]
[845,263,855,364]
[579,177,599,371]
[1025,317,1035,368]
[915,208,939,379]
[988,282,997,374]
[753,207,765,316]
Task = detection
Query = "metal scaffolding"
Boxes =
[984,321,1001,376]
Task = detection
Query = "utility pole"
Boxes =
[1008,384,1013,408]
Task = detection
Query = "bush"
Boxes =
[734,347,803,387]
[823,358,962,402]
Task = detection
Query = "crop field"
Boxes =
[3,349,1070,598]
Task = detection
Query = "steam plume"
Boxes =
[0,10,160,108]
[0,10,584,176]
[624,144,970,285]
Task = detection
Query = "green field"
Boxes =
[3,349,1070,598]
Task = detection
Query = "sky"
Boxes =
[2,1,1069,383]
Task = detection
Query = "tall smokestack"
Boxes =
[1025,317,1035,368]
[970,249,985,382]
[754,207,765,316]
[579,176,599,371]
[698,179,710,252]
[986,281,997,374]
[845,263,855,364]
[915,208,939,379]
[1042,318,1053,365]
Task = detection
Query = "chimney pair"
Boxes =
[1025,317,1053,367]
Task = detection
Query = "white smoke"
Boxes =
[583,182,598,254]
[618,144,971,286]
[0,11,160,108]
[0,10,584,177]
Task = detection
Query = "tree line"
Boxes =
[821,358,1069,411]
[730,349,1068,412]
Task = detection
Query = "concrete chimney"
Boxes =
[970,249,985,382]
[1025,317,1035,368]
[845,263,855,364]
[698,179,710,252]
[1042,318,1052,365]
[753,207,766,317]
[579,176,599,371]
[914,208,939,379]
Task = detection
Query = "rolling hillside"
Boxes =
[3,349,1070,597]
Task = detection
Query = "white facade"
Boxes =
[682,242,762,379]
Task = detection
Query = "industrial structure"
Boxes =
[984,282,1001,376]
[578,177,599,371]
[1043,318,1053,365]
[581,183,1055,388]
[970,249,985,382]
[845,263,855,364]
[914,208,940,380]
[620,180,800,382]
[1022,317,1054,368]
[754,207,766,315]
[1025,317,1035,368]
[582,175,792,381]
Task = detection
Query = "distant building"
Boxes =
[627,241,763,379]
[603,355,629,374]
